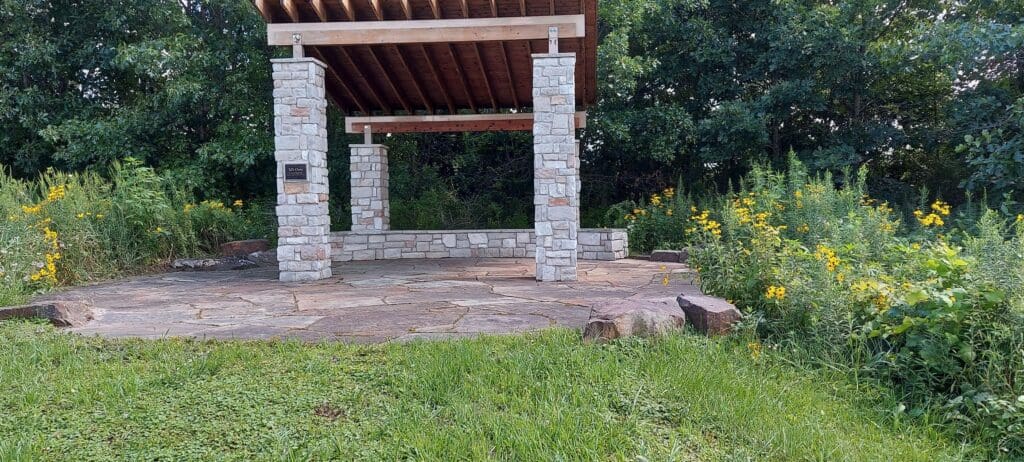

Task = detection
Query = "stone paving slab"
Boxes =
[33,258,698,343]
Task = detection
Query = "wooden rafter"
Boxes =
[367,0,383,20]
[499,42,519,110]
[519,0,527,16]
[446,44,476,113]
[367,46,413,113]
[427,0,440,19]
[421,45,455,114]
[399,0,412,19]
[280,0,301,22]
[345,112,588,133]
[253,0,274,21]
[310,0,329,21]
[472,44,497,111]
[488,0,497,17]
[393,45,433,113]
[335,46,391,114]
[550,0,556,14]
[459,0,469,18]
[337,0,356,20]
[266,15,586,46]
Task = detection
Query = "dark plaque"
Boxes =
[284,163,308,181]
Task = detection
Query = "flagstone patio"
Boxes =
[36,258,697,343]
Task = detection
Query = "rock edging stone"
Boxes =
[583,299,687,342]
[676,295,742,335]
[0,302,93,327]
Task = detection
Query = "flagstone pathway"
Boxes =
[35,258,697,343]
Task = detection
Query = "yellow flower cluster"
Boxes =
[765,285,787,300]
[815,244,840,272]
[29,225,61,284]
[689,209,722,236]
[748,341,762,359]
[914,200,951,227]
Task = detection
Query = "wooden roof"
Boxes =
[253,0,598,117]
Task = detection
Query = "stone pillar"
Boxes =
[532,52,579,282]
[272,57,332,282]
[349,144,390,233]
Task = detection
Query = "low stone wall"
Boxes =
[330,229,628,262]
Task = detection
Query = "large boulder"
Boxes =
[676,295,742,335]
[583,299,686,342]
[0,302,92,327]
[220,239,270,257]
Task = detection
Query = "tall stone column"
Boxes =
[532,52,579,282]
[350,144,390,233]
[272,57,332,282]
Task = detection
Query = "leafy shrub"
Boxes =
[608,186,695,253]
[0,160,268,305]
[685,156,1024,457]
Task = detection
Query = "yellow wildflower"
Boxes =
[233,199,244,208]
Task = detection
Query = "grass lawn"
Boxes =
[0,321,969,461]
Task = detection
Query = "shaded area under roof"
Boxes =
[253,0,598,117]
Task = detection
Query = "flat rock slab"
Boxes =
[0,302,92,327]
[22,258,699,343]
[676,295,742,335]
[220,239,270,257]
[650,250,688,263]
[583,299,687,342]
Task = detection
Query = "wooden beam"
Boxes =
[459,0,469,17]
[427,0,440,18]
[367,46,413,114]
[549,0,555,14]
[393,45,433,113]
[473,43,498,111]
[310,0,329,21]
[399,0,413,19]
[335,46,391,114]
[368,0,383,20]
[337,0,356,20]
[280,0,301,22]
[519,0,527,16]
[254,0,274,21]
[489,0,498,17]
[345,112,588,133]
[446,44,476,113]
[499,42,520,110]
[266,15,586,46]
[307,47,369,114]
[421,45,455,113]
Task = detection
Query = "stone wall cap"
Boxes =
[331,228,623,236]
[348,144,389,148]
[271,57,327,68]
[531,52,578,59]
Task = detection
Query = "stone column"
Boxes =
[272,57,332,282]
[350,144,390,233]
[532,52,579,282]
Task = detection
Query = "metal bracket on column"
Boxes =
[292,33,304,58]
[548,27,559,53]
[363,124,373,144]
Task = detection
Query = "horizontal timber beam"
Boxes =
[345,112,588,134]
[268,15,585,46]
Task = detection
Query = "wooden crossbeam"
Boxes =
[266,15,586,46]
[346,112,588,133]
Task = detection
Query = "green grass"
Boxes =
[0,321,968,461]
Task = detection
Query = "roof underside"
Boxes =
[254,0,598,117]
